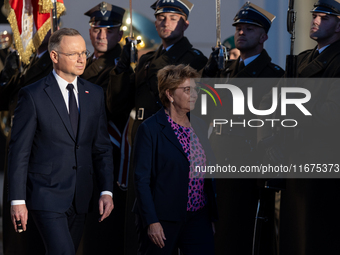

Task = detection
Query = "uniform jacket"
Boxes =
[0,51,53,112]
[81,44,121,92]
[134,37,207,116]
[133,109,217,228]
[211,49,284,162]
[7,72,113,214]
[220,49,284,78]
[82,44,134,132]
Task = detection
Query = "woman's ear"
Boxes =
[165,89,173,103]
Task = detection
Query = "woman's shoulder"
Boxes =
[138,108,167,132]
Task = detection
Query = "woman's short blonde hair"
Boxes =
[157,64,199,108]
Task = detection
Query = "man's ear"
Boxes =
[50,50,58,64]
[335,18,340,33]
[259,32,268,44]
[118,30,124,40]
[182,18,189,32]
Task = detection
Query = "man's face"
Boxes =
[234,24,267,52]
[310,12,340,42]
[51,35,87,82]
[89,27,123,57]
[155,13,189,42]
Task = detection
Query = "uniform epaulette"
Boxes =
[190,48,204,56]
[268,63,284,73]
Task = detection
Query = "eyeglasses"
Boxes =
[56,50,90,60]
[175,86,201,95]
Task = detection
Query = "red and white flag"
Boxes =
[5,0,65,64]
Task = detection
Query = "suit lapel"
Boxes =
[44,73,76,141]
[77,78,90,141]
[156,109,188,159]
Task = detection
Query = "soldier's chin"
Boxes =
[309,32,318,40]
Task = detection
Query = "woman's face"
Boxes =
[169,78,198,112]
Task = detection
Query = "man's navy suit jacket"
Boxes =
[133,108,218,227]
[7,72,113,214]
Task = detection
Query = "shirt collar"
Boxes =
[162,44,174,51]
[52,69,78,93]
[240,53,261,66]
[317,44,330,54]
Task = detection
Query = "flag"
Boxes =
[5,0,66,64]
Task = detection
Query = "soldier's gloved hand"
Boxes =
[203,48,220,77]
[115,37,140,74]
[263,144,285,165]
[0,51,19,83]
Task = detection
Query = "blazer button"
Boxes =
[76,145,79,149]
[72,166,77,170]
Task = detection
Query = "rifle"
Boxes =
[215,0,227,70]
[128,0,139,65]
[285,0,298,78]
[253,2,297,254]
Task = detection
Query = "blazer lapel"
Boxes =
[44,72,76,141]
[156,109,188,159]
[77,78,90,140]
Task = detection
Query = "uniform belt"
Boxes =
[213,124,245,137]
[135,108,154,121]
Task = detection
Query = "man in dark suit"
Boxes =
[7,27,114,255]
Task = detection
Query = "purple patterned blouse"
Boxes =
[166,114,207,211]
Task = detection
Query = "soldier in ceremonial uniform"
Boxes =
[276,1,340,254]
[110,0,208,253]
[203,3,284,255]
[78,3,131,255]
[0,31,52,255]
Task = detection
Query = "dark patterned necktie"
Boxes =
[66,84,79,137]
[312,50,319,60]
[160,49,167,56]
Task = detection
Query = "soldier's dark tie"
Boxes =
[239,60,245,71]
[160,49,167,56]
[66,84,79,137]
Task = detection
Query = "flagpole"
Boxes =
[51,0,58,33]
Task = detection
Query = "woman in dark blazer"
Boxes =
[133,64,217,255]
